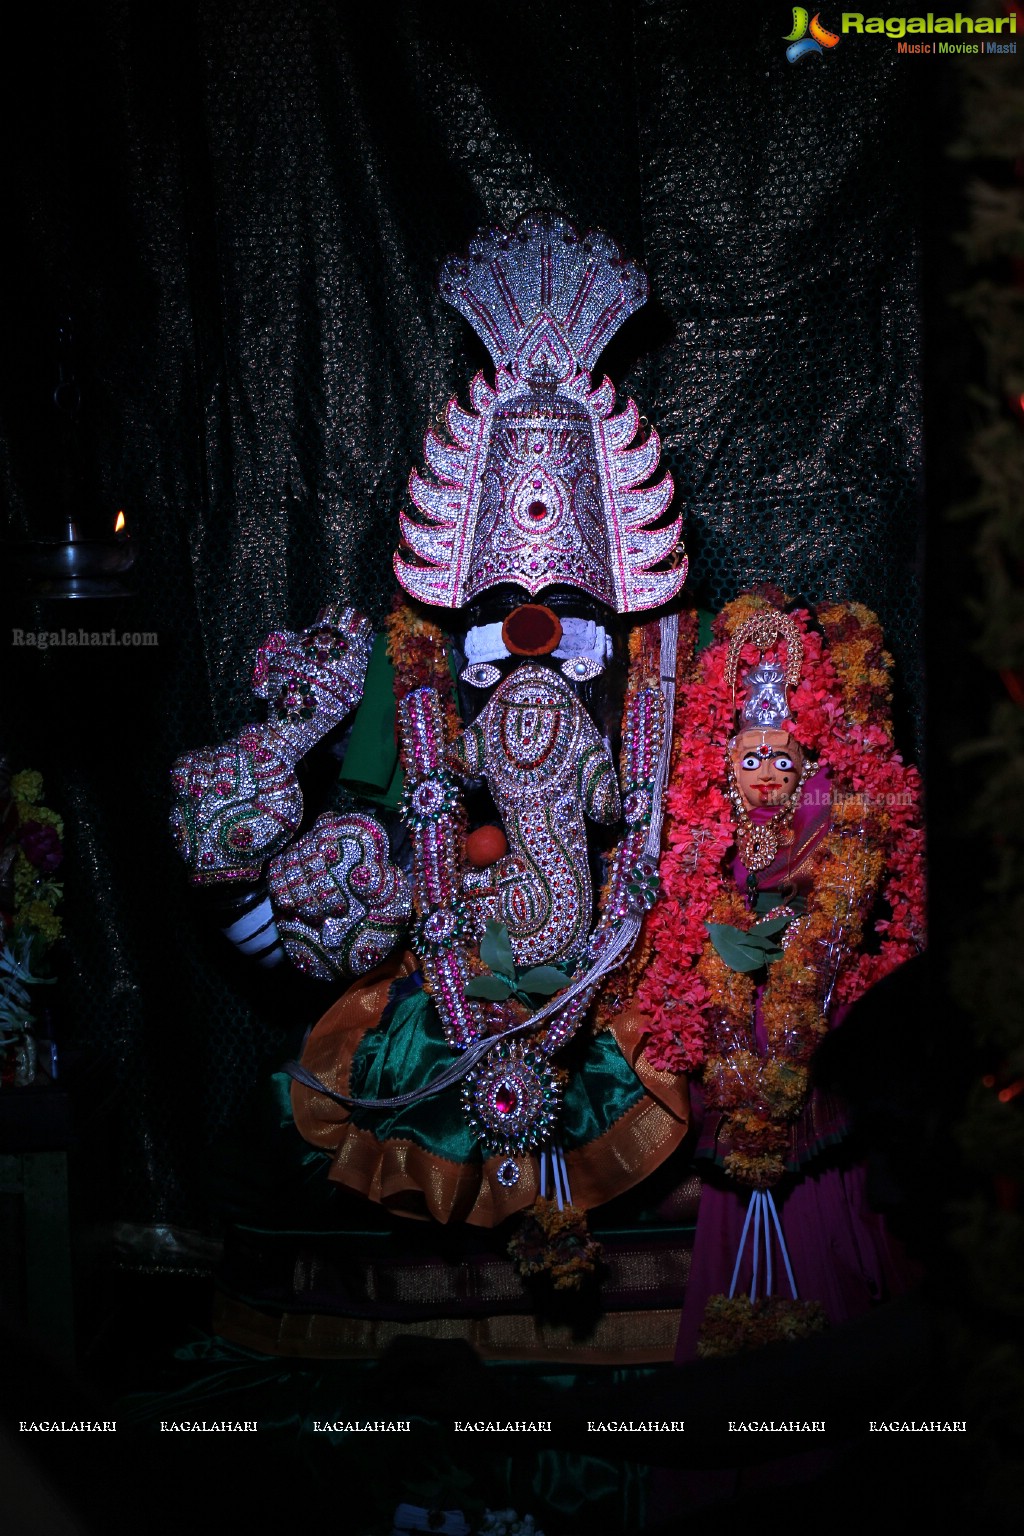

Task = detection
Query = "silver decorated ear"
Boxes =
[560,655,605,684]
[460,661,502,688]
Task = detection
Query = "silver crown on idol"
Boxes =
[394,210,687,615]
[725,606,806,734]
[741,660,792,730]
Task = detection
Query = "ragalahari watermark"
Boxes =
[11,628,158,651]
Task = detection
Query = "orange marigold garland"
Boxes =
[636,595,926,1188]
[697,1294,828,1359]
[595,606,700,1030]
[385,593,457,726]
[507,1196,604,1290]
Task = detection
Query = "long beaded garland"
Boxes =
[398,686,481,1050]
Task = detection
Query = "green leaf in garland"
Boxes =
[480,919,517,982]
[753,891,806,918]
[706,918,788,973]
[515,965,571,997]
[465,974,514,1001]
[750,915,792,940]
[706,923,766,973]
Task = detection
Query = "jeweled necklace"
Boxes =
[726,752,813,887]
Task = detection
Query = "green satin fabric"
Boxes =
[337,631,403,808]
[212,1061,691,1239]
[348,982,648,1160]
[211,1053,686,1235]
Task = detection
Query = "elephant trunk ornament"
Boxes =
[448,663,621,969]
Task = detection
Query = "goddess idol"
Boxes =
[633,595,926,1355]
[169,212,696,1255]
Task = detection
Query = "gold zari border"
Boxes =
[213,1292,681,1364]
[290,955,690,1228]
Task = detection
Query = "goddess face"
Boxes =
[729,728,806,812]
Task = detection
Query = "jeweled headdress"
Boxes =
[725,608,804,730]
[740,661,791,730]
[394,211,687,614]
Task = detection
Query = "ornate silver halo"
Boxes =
[394,211,687,614]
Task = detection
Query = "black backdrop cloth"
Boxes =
[1,2,924,1260]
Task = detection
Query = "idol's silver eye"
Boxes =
[560,656,604,683]
[460,661,502,688]
[774,755,794,772]
[740,753,761,771]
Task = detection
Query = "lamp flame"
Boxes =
[114,510,126,534]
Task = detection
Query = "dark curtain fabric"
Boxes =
[1,2,927,1258]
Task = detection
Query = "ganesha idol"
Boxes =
[169,211,695,1260]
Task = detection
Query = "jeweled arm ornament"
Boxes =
[168,604,410,976]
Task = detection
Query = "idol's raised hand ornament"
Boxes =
[170,605,373,884]
[267,813,411,980]
[169,604,411,978]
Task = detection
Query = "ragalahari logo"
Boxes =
[784,9,841,61]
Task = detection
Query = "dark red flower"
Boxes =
[17,820,63,874]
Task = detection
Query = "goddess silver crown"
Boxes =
[394,211,687,614]
[741,660,791,730]
[725,607,805,732]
